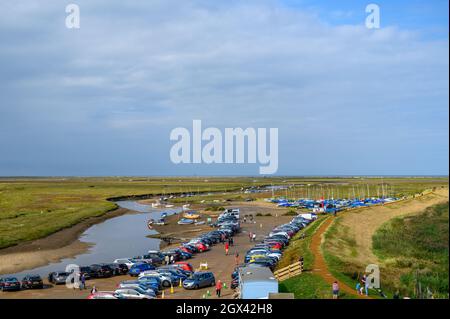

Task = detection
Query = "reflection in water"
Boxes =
[5,201,181,278]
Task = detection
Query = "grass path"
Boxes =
[310,216,369,299]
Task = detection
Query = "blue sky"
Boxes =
[0,0,448,176]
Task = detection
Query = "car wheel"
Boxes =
[163,280,170,288]
[211,281,215,287]
[195,284,199,289]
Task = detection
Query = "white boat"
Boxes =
[165,204,174,208]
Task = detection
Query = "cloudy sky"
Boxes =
[0,0,448,176]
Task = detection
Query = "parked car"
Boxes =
[118,280,159,293]
[113,258,136,269]
[114,287,155,299]
[129,262,156,277]
[107,263,129,275]
[139,271,173,287]
[138,275,162,290]
[116,282,157,296]
[90,264,113,278]
[174,261,194,272]
[21,275,44,289]
[182,272,215,290]
[48,272,70,285]
[0,277,21,291]
[87,291,117,299]
[79,266,93,279]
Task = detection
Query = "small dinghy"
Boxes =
[178,218,195,225]
[183,211,200,219]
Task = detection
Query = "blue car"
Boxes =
[183,272,215,290]
[128,262,156,276]
[138,276,162,290]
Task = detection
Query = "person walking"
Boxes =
[332,281,339,299]
[225,242,229,255]
[169,255,174,264]
[215,280,222,298]
[252,233,256,242]
[234,252,240,265]
[248,232,252,242]
[165,254,170,265]
[80,273,86,290]
[364,276,370,296]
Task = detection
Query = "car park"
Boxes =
[21,275,44,289]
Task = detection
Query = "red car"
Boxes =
[264,242,283,250]
[193,242,208,252]
[175,262,194,272]
[180,246,195,254]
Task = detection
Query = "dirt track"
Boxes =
[310,216,368,299]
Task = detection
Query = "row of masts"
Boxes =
[272,183,395,200]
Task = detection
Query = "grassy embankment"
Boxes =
[372,202,449,298]
[322,187,448,299]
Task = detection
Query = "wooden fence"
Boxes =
[274,261,302,281]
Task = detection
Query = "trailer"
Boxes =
[238,266,278,299]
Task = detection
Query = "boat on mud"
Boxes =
[177,218,195,225]
[183,211,200,219]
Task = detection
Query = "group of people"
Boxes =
[164,254,175,265]
[242,215,254,223]
[74,272,97,294]
[332,273,371,299]
[248,231,257,242]
[356,274,370,296]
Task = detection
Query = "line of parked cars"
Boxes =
[230,213,317,289]
[0,275,44,292]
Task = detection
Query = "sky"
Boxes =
[0,0,448,176]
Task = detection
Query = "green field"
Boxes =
[0,176,447,250]
[372,202,449,298]
[0,177,272,249]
